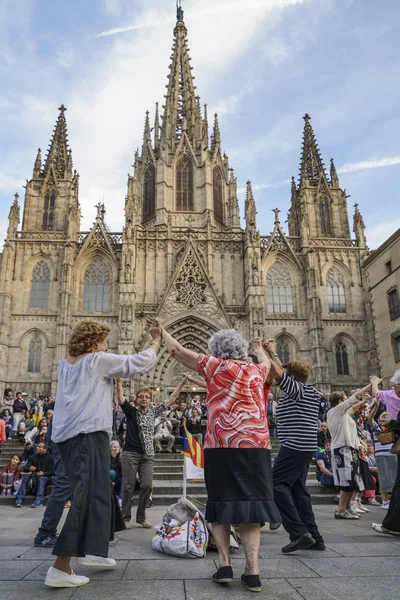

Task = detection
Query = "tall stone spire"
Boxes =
[245,180,257,231]
[43,104,70,179]
[353,203,367,248]
[160,6,199,142]
[154,102,160,149]
[33,148,42,178]
[211,113,221,154]
[330,157,339,187]
[299,114,327,185]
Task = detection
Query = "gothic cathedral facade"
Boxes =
[0,10,377,397]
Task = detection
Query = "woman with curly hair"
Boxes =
[149,317,280,594]
[45,319,162,589]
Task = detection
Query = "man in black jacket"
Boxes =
[15,442,54,508]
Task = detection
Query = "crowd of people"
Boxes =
[1,318,400,594]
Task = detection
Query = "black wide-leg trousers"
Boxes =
[53,431,125,558]
[273,446,323,543]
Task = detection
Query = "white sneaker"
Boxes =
[79,555,117,567]
[45,566,90,588]
[382,501,390,510]
[349,504,364,515]
[356,501,369,513]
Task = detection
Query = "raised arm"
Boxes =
[164,379,187,408]
[115,379,125,406]
[249,338,272,369]
[263,339,283,383]
[184,373,207,389]
[93,320,162,379]
[153,320,199,371]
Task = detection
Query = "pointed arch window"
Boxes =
[266,262,293,314]
[83,259,111,311]
[277,337,291,364]
[43,190,56,230]
[319,196,332,236]
[335,340,350,375]
[143,165,156,221]
[327,267,346,314]
[30,261,50,308]
[213,168,224,224]
[176,157,193,211]
[28,334,42,373]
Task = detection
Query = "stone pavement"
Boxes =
[0,503,399,600]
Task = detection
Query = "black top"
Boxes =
[24,452,54,478]
[110,455,122,485]
[121,400,166,456]
[13,398,27,413]
[121,403,143,454]
[187,418,202,435]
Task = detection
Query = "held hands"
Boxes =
[249,338,263,351]
[145,316,163,343]
[263,339,277,356]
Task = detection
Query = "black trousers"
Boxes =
[382,454,400,533]
[273,446,323,542]
[53,431,125,558]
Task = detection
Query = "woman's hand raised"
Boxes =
[146,316,163,342]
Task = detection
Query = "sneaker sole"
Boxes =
[45,579,89,588]
[79,559,116,567]
[213,578,233,584]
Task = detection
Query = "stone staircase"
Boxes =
[0,437,337,505]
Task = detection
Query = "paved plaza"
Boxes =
[0,503,399,600]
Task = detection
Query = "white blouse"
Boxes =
[51,348,158,444]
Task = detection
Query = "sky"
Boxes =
[0,0,399,250]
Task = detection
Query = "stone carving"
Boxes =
[175,249,207,309]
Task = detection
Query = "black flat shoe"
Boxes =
[212,566,233,584]
[282,533,315,554]
[241,574,262,592]
[309,540,326,551]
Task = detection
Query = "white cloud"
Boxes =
[103,0,123,16]
[338,156,400,174]
[97,0,312,37]
[0,172,24,193]
[367,219,400,250]
[237,179,290,194]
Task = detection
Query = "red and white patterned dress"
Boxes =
[198,354,271,450]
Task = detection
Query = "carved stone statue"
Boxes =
[252,266,259,286]
[177,1,184,21]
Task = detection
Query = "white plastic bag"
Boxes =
[152,512,209,558]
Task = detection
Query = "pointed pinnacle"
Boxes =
[213,113,221,142]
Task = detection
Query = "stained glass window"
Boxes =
[28,334,42,373]
[266,262,293,314]
[143,165,156,221]
[176,157,193,211]
[213,169,223,223]
[30,261,50,308]
[83,259,111,311]
[327,267,346,313]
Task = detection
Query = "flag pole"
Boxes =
[183,456,187,499]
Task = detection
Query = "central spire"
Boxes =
[160,6,199,143]
[299,113,327,185]
[43,104,71,179]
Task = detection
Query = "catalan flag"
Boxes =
[182,421,204,469]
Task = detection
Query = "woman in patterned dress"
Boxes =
[150,319,281,594]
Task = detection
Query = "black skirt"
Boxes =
[204,448,281,525]
[53,431,125,558]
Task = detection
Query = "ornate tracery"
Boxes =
[266,262,293,314]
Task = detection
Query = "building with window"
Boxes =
[0,7,375,395]
[362,228,400,388]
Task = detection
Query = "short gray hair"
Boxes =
[208,329,249,360]
[390,369,400,385]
